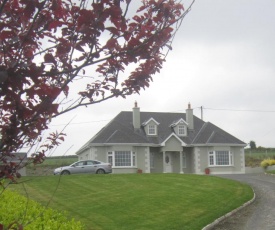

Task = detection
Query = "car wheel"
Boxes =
[96,169,105,174]
[61,170,70,175]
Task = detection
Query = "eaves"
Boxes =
[89,143,162,147]
[190,143,247,147]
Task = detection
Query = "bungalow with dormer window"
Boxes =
[76,103,246,174]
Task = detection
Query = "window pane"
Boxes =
[209,155,214,165]
[209,152,214,165]
[148,125,156,135]
[133,152,136,167]
[216,151,229,165]
[178,125,185,135]
[108,156,113,165]
[115,151,131,166]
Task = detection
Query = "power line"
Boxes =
[202,107,275,113]
[50,107,275,127]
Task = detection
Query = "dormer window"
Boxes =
[170,118,188,137]
[148,125,157,135]
[142,117,159,136]
[178,125,185,136]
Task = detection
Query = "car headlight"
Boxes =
[54,168,61,173]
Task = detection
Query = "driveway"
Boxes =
[210,173,275,230]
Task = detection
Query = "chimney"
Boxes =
[186,103,194,130]
[133,101,140,129]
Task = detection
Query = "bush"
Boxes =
[260,159,275,169]
[0,189,85,230]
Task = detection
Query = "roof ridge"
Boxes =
[206,131,215,143]
[105,130,118,143]
[191,122,208,144]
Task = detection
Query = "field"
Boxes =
[26,155,78,176]
[245,148,275,167]
[9,174,253,230]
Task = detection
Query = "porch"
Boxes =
[150,150,193,174]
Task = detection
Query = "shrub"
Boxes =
[260,159,275,169]
[0,189,85,230]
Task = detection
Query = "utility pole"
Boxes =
[201,106,203,120]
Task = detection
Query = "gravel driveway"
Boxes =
[210,173,275,230]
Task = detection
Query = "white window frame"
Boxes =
[208,151,233,166]
[107,151,136,168]
[148,124,157,135]
[178,125,185,136]
[108,152,113,165]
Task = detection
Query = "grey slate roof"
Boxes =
[77,111,246,153]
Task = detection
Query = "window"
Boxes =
[74,161,86,166]
[87,161,94,165]
[148,125,157,135]
[209,152,214,165]
[150,152,154,168]
[108,152,113,165]
[108,151,136,167]
[115,151,131,166]
[208,151,233,166]
[182,152,186,168]
[132,152,136,167]
[178,125,185,136]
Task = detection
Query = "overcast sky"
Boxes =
[42,0,275,156]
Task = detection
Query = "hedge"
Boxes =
[260,158,275,169]
[0,189,85,230]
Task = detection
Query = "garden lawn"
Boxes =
[9,174,253,230]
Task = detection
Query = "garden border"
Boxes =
[202,188,256,230]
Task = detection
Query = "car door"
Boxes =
[85,161,97,174]
[70,161,87,174]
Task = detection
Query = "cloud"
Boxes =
[42,0,275,156]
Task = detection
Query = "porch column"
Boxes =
[163,151,166,173]
[180,151,184,174]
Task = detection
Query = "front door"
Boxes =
[165,152,173,173]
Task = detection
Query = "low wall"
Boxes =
[245,167,265,174]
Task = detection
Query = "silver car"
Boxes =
[53,160,112,175]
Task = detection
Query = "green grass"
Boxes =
[266,170,275,175]
[9,174,253,230]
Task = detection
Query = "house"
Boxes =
[76,103,246,174]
